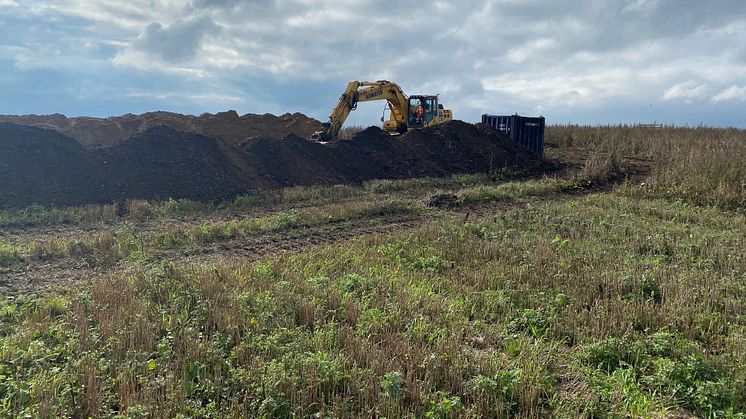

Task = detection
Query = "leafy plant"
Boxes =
[380,371,406,399]
[424,392,463,418]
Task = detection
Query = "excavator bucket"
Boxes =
[310,123,332,142]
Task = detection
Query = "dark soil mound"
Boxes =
[238,120,549,187]
[0,123,106,208]
[0,119,551,209]
[0,124,246,208]
[100,126,246,202]
[0,111,322,148]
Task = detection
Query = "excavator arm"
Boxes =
[311,80,410,141]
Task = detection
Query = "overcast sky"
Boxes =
[1,0,745,126]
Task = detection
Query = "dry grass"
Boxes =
[0,203,118,227]
[337,124,367,140]
[547,125,746,210]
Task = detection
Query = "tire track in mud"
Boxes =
[0,186,619,296]
[0,195,402,244]
[0,212,426,295]
[166,212,424,266]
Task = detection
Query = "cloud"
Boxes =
[191,0,243,8]
[623,0,659,13]
[662,81,709,102]
[506,38,558,63]
[130,16,221,63]
[731,47,746,64]
[711,85,746,103]
[125,90,244,104]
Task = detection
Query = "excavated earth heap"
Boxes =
[238,121,547,187]
[0,110,321,147]
[0,113,550,209]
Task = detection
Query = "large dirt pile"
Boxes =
[239,121,546,187]
[0,111,321,148]
[100,127,246,202]
[0,123,105,208]
[0,124,245,208]
[0,119,550,209]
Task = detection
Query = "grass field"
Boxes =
[0,125,744,417]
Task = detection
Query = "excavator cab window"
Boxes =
[409,98,422,115]
[424,98,437,121]
[408,96,437,128]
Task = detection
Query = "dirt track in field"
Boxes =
[0,209,424,295]
[0,187,613,296]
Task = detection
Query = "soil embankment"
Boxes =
[0,111,321,147]
[239,121,547,187]
[0,113,551,209]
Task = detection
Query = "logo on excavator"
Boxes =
[365,91,383,100]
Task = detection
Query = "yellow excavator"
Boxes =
[310,80,453,141]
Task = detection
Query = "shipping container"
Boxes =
[481,114,545,157]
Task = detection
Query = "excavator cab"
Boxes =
[408,95,439,129]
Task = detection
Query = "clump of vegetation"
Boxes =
[578,332,739,417]
[0,203,119,228]
[459,178,564,204]
[0,240,23,266]
[574,147,623,187]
